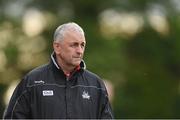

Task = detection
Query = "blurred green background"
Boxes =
[0,0,180,118]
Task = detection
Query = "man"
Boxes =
[3,22,114,119]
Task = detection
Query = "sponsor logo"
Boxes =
[43,90,54,96]
[34,80,45,84]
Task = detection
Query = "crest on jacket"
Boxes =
[82,90,90,100]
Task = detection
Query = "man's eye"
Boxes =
[81,44,85,47]
[70,43,85,48]
[70,44,76,47]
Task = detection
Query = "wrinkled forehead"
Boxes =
[64,30,86,43]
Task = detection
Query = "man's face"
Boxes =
[54,30,86,68]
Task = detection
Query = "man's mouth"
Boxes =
[73,57,82,60]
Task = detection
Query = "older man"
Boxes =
[3,22,114,119]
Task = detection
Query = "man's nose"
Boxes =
[76,45,83,54]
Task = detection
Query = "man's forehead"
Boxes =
[67,38,86,43]
[64,30,86,43]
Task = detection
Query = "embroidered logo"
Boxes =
[82,90,90,100]
[43,90,54,96]
[35,80,45,84]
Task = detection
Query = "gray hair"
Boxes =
[53,22,85,42]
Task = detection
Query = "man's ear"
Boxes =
[53,42,61,54]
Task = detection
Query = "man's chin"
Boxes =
[73,61,81,66]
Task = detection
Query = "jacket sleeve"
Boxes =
[98,80,114,119]
[3,77,31,119]
[100,92,114,119]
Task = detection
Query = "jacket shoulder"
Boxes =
[25,64,50,86]
[83,70,107,91]
[83,70,100,80]
[27,64,49,76]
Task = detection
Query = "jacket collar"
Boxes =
[50,52,86,70]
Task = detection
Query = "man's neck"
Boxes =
[56,57,75,74]
[59,63,74,74]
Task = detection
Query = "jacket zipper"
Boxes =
[65,69,79,118]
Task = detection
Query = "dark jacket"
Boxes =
[3,54,114,119]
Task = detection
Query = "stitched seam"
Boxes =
[107,104,113,118]
[27,84,105,91]
[11,90,27,119]
[27,83,66,88]
[71,85,105,91]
